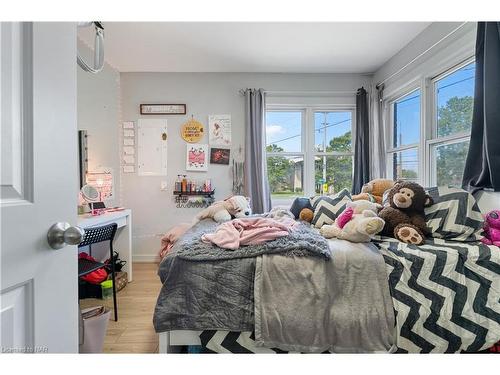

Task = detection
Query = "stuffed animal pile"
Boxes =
[352,178,395,204]
[378,181,433,245]
[320,200,385,243]
[194,195,251,223]
[481,210,500,246]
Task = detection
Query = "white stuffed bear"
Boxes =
[319,200,385,243]
[195,195,252,223]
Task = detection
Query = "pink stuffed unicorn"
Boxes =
[481,210,500,246]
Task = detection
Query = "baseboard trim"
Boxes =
[133,254,159,263]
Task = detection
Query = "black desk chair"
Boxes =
[78,223,118,321]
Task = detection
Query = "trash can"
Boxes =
[79,306,111,353]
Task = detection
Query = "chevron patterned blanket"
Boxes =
[374,237,500,353]
[196,238,500,353]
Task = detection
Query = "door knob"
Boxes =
[47,222,85,250]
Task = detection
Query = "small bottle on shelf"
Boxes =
[181,175,187,192]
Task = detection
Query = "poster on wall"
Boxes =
[186,144,208,171]
[210,148,230,165]
[208,114,231,146]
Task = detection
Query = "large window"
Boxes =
[430,61,475,187]
[314,111,353,194]
[266,111,304,205]
[385,59,475,188]
[387,89,421,182]
[265,108,353,205]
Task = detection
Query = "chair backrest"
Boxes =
[78,223,118,247]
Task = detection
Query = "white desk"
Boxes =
[78,209,133,282]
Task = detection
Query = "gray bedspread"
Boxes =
[254,239,396,353]
[153,249,255,332]
[175,219,331,261]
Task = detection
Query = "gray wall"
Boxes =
[77,40,121,208]
[373,22,476,92]
[120,72,371,260]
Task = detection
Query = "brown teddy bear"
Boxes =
[352,178,395,204]
[378,181,433,245]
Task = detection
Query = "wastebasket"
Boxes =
[79,306,111,353]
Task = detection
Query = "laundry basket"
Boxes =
[79,306,111,353]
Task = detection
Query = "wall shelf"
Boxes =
[173,190,215,208]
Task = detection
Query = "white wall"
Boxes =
[77,39,121,207]
[120,72,371,261]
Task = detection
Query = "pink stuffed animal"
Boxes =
[481,210,500,246]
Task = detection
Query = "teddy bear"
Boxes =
[319,200,385,243]
[352,178,395,205]
[377,181,433,245]
[194,195,251,223]
[481,210,500,246]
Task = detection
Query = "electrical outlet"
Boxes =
[160,181,168,191]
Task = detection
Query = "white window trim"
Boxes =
[384,84,423,182]
[266,104,355,197]
[383,56,475,187]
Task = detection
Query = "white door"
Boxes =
[1,22,79,353]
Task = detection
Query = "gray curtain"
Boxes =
[352,87,370,194]
[244,89,271,213]
[462,22,500,192]
[369,84,386,179]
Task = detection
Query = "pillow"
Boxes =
[311,189,352,228]
[425,186,484,241]
[289,197,313,219]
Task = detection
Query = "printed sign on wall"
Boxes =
[186,144,208,171]
[208,114,231,146]
[181,118,204,143]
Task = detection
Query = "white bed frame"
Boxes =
[158,191,500,354]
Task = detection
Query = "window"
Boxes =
[266,111,304,205]
[314,111,353,193]
[387,89,421,182]
[265,108,354,205]
[384,59,475,188]
[430,61,475,187]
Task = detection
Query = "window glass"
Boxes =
[314,155,353,194]
[434,140,470,187]
[314,111,352,152]
[392,148,418,181]
[436,62,475,137]
[265,111,302,152]
[393,90,420,148]
[266,155,304,203]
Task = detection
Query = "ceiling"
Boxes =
[78,22,431,73]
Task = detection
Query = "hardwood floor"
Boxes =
[80,263,162,353]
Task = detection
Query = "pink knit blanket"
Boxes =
[201,217,297,250]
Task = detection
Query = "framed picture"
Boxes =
[210,148,230,165]
[140,104,186,115]
[208,114,231,146]
[186,144,208,171]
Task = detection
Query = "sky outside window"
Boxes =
[265,111,302,152]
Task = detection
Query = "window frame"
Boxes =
[383,56,475,187]
[384,84,422,182]
[265,104,355,199]
[425,57,475,186]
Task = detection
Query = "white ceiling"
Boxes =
[78,22,431,73]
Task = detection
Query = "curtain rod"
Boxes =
[238,89,357,96]
[375,22,469,89]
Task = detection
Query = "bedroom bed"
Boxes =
[154,188,500,353]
